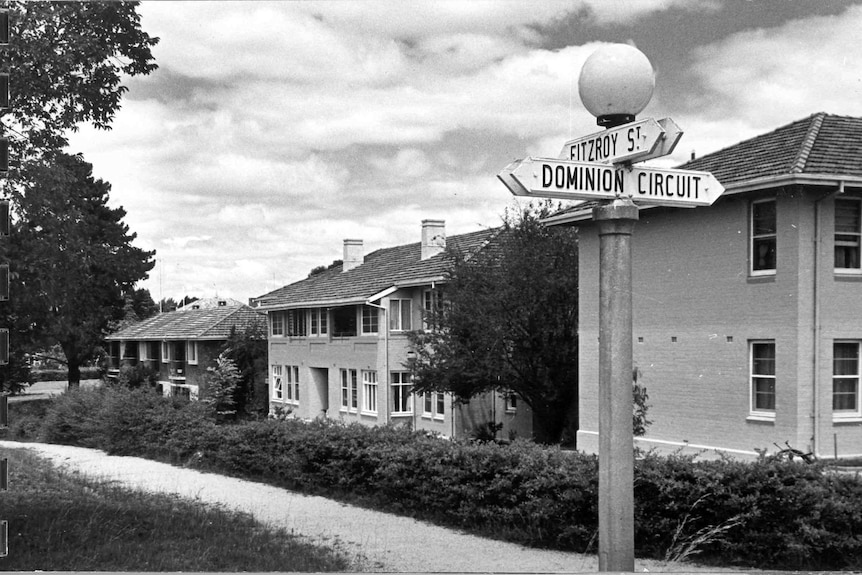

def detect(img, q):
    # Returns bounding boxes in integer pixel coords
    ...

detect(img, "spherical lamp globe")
[578,44,655,127]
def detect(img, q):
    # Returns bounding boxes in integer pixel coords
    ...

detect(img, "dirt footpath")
[0,441,738,573]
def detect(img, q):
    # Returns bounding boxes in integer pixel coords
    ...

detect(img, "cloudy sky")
[65,0,862,304]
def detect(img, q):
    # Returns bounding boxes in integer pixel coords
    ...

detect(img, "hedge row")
[10,386,862,570]
[30,367,102,382]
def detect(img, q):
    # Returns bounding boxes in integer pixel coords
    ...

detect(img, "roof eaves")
[254,295,370,311]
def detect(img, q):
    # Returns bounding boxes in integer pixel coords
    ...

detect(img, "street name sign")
[558,117,665,164]
[498,157,724,207]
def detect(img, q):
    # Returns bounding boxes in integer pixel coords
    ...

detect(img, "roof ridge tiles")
[790,112,826,174]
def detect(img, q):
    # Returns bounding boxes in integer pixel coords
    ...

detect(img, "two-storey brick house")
[548,113,862,459]
[252,220,534,440]
[106,298,266,398]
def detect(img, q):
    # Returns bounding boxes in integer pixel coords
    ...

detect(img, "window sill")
[832,415,862,424]
[746,414,775,424]
[360,410,378,418]
[390,411,413,417]
[835,271,862,282]
[747,274,776,284]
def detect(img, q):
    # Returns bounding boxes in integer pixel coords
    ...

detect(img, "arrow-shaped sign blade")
[498,157,725,207]
[558,118,665,165]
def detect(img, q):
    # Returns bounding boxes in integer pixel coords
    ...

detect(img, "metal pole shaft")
[593,198,638,572]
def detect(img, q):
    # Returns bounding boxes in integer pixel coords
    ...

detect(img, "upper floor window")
[287,310,307,337]
[187,341,198,365]
[332,306,357,337]
[161,341,171,363]
[389,298,412,332]
[271,312,284,336]
[310,308,328,336]
[504,392,518,413]
[751,199,777,275]
[422,288,443,330]
[833,341,860,419]
[750,340,776,418]
[361,305,379,335]
[835,199,861,271]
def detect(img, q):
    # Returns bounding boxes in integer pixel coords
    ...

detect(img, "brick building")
[252,220,534,440]
[106,298,266,398]
[548,113,862,459]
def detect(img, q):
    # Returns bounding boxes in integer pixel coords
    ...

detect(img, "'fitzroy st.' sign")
[498,157,724,207]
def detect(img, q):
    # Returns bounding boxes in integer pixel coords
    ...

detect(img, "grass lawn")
[0,447,352,571]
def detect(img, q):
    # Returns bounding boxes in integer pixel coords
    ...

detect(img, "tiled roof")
[254,227,501,309]
[107,304,266,341]
[546,113,862,224]
[680,112,862,186]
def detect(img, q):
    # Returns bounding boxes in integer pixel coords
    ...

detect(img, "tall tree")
[1,1,158,160]
[408,204,580,444]
[6,152,154,386]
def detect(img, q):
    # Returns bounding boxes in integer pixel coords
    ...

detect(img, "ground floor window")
[272,365,283,401]
[422,391,445,419]
[504,392,518,413]
[833,341,860,418]
[750,341,776,416]
[340,369,358,412]
[284,365,300,405]
[362,370,378,414]
[391,372,412,414]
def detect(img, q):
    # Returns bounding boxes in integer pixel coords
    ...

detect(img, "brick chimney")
[342,239,363,272]
[421,219,446,260]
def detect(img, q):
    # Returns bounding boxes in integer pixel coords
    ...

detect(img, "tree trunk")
[61,341,81,388]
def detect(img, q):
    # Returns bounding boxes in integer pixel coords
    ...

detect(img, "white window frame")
[139,341,150,361]
[310,308,328,336]
[161,341,171,363]
[833,341,861,420]
[287,310,307,337]
[749,340,776,420]
[362,370,378,415]
[283,365,299,405]
[272,365,283,401]
[389,298,412,332]
[422,391,445,420]
[422,289,442,330]
[361,305,379,335]
[391,372,412,415]
[751,198,777,276]
[340,369,358,413]
[504,392,517,413]
[834,198,862,273]
[271,312,284,336]
[187,341,198,365]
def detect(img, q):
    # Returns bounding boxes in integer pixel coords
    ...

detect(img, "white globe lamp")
[578,44,655,128]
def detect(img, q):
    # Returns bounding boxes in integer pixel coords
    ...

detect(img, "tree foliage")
[202,352,241,419]
[408,203,579,444]
[2,152,154,388]
[2,1,158,159]
[220,324,268,417]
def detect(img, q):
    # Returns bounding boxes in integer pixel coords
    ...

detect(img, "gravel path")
[0,441,726,572]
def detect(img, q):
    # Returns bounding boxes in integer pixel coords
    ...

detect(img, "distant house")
[252,220,534,440]
[548,112,862,459]
[105,298,266,399]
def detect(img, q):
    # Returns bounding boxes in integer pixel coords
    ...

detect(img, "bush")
[22,387,862,570]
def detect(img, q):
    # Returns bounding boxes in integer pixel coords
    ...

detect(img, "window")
[422,289,443,330]
[287,310,307,336]
[391,372,412,414]
[750,341,776,416]
[310,308,328,336]
[362,371,378,414]
[340,369,358,412]
[361,305,379,335]
[833,342,860,418]
[422,391,445,419]
[751,199,777,274]
[504,392,517,413]
[389,299,412,331]
[332,306,357,337]
[187,341,198,365]
[138,341,150,361]
[835,199,861,270]
[272,365,283,401]
[271,312,284,336]
[284,365,300,405]
[161,341,170,363]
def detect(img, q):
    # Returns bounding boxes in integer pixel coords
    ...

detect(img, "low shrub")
[23,387,862,570]
[31,368,101,382]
